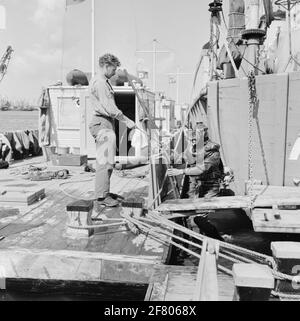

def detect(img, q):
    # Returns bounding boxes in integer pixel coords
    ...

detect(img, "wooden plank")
[157,196,250,212]
[254,196,300,207]
[193,238,207,301]
[200,253,219,301]
[145,273,168,301]
[194,240,219,301]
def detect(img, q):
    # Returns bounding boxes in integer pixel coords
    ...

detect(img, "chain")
[247,71,257,203]
[256,48,261,71]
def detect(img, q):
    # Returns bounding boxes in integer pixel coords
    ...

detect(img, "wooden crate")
[57,154,88,167]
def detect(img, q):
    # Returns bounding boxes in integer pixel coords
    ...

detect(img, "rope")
[121,211,232,275]
[149,211,271,261]
[271,291,300,300]
[140,217,249,265]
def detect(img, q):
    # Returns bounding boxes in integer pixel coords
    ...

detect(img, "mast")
[91,0,95,76]
[136,39,170,93]
[152,39,157,92]
[0,5,6,30]
[208,1,222,81]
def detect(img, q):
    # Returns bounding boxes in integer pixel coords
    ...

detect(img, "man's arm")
[182,151,221,176]
[96,81,135,128]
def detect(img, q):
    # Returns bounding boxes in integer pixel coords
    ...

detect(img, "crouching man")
[167,125,225,241]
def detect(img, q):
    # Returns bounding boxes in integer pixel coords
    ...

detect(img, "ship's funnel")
[240,0,266,75]
[227,0,246,44]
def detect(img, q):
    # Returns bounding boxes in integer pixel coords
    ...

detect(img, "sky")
[0,0,224,105]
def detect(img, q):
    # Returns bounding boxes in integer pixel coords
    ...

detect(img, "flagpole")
[91,0,95,76]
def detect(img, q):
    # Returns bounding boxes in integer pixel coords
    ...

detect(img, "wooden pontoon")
[0,158,170,299]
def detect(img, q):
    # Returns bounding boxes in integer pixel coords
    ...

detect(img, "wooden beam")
[193,239,219,301]
[2,278,148,300]
[0,248,160,284]
[193,239,208,301]
[157,196,250,212]
[158,194,300,213]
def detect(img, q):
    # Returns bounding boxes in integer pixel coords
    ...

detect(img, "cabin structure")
[47,85,155,160]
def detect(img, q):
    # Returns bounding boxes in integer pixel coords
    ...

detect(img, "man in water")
[89,54,135,207]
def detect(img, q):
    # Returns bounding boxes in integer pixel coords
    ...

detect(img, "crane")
[0,45,13,83]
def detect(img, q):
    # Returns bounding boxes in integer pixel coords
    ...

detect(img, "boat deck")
[0,157,169,299]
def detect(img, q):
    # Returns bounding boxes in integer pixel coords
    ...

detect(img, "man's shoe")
[108,193,124,201]
[97,196,119,208]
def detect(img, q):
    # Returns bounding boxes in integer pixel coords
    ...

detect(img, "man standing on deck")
[89,54,136,208]
[167,125,225,241]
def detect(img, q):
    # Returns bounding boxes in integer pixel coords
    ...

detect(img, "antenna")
[136,39,171,93]
[275,0,300,71]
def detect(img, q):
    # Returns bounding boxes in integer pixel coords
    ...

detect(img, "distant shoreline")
[0,109,38,112]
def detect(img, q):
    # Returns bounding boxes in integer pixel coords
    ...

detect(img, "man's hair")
[99,54,121,68]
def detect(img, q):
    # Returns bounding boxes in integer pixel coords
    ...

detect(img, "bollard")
[271,242,300,295]
[232,263,274,301]
[66,200,94,238]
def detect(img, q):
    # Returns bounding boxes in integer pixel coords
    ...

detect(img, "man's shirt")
[89,74,134,128]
